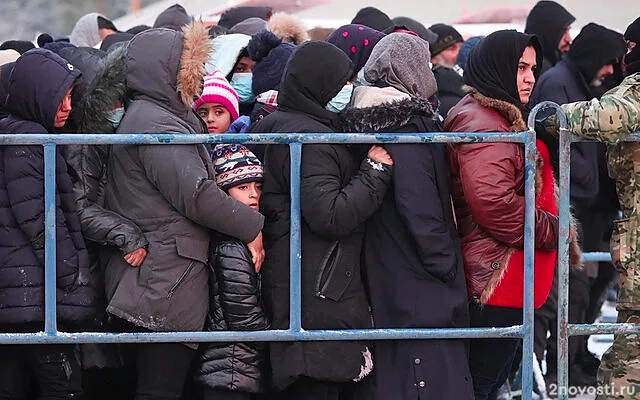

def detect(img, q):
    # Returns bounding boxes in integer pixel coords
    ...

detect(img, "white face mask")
[325,84,354,113]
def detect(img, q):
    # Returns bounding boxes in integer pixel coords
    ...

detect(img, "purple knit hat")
[326,24,385,73]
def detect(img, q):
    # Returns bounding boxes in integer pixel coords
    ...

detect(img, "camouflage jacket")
[547,72,640,310]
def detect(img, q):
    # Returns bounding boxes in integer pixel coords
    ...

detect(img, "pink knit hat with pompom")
[192,70,240,120]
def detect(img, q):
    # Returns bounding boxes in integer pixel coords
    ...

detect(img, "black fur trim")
[341,97,436,133]
[80,46,127,133]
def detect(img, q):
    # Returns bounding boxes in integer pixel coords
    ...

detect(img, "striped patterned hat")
[212,144,263,191]
[193,70,240,120]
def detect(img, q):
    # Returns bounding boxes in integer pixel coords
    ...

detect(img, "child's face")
[227,182,262,211]
[197,103,232,133]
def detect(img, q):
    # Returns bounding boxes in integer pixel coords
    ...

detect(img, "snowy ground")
[511,300,617,400]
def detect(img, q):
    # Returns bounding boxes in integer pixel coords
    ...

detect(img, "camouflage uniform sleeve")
[560,95,640,143]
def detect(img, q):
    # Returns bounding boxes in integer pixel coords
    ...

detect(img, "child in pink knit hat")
[193,70,240,133]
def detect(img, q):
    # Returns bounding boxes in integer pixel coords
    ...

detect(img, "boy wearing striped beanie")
[193,70,240,133]
[196,143,268,399]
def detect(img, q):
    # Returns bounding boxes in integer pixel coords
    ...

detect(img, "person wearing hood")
[444,30,582,399]
[541,16,640,399]
[340,32,474,400]
[69,12,118,48]
[207,33,257,117]
[54,45,146,399]
[153,3,192,31]
[325,24,385,81]
[525,0,575,74]
[101,23,264,400]
[218,6,273,30]
[530,22,627,389]
[350,6,393,32]
[247,30,295,126]
[0,48,97,399]
[249,41,393,398]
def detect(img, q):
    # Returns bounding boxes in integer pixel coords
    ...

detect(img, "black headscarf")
[569,23,626,82]
[278,41,354,129]
[464,30,542,111]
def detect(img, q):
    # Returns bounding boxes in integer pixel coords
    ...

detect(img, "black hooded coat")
[248,41,392,390]
[0,49,98,330]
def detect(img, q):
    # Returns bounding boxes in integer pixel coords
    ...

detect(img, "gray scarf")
[363,33,437,99]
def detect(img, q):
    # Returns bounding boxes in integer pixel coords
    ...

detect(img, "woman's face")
[517,45,537,104]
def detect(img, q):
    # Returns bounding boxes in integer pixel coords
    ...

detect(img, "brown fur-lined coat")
[102,23,264,335]
[444,87,582,305]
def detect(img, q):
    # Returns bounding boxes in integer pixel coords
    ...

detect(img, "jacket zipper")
[167,260,195,299]
[315,242,341,299]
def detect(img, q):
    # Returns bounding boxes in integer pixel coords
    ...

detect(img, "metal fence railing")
[0,102,637,400]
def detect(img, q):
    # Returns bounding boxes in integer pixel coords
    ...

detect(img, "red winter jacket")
[445,91,559,308]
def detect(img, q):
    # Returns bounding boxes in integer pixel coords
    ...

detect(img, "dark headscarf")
[569,23,626,82]
[278,41,353,129]
[350,7,393,32]
[624,16,640,42]
[624,17,640,76]
[464,30,542,110]
[326,24,385,74]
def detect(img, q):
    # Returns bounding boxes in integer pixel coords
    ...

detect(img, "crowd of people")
[0,1,638,400]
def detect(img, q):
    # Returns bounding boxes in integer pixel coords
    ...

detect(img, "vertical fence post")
[521,128,537,400]
[557,117,571,400]
[289,142,303,331]
[43,143,57,335]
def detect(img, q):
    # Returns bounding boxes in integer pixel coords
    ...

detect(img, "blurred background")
[2,0,639,43]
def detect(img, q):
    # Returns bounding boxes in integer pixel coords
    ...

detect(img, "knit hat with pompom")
[248,30,295,95]
[192,70,240,120]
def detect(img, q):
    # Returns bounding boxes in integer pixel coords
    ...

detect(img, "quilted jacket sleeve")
[212,239,269,331]
[4,145,80,290]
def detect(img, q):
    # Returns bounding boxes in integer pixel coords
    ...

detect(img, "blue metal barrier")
[0,104,634,400]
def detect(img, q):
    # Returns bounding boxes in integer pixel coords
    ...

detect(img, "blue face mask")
[231,73,256,104]
[325,84,354,113]
[106,107,125,129]
[356,69,371,87]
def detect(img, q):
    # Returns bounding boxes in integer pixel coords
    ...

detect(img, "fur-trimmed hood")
[342,86,436,133]
[267,12,309,45]
[125,23,211,118]
[79,46,127,133]
[462,85,527,132]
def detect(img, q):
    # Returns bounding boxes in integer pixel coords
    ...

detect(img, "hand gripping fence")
[0,103,637,400]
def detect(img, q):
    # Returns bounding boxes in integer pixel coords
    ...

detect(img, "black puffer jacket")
[0,49,97,330]
[196,236,269,393]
